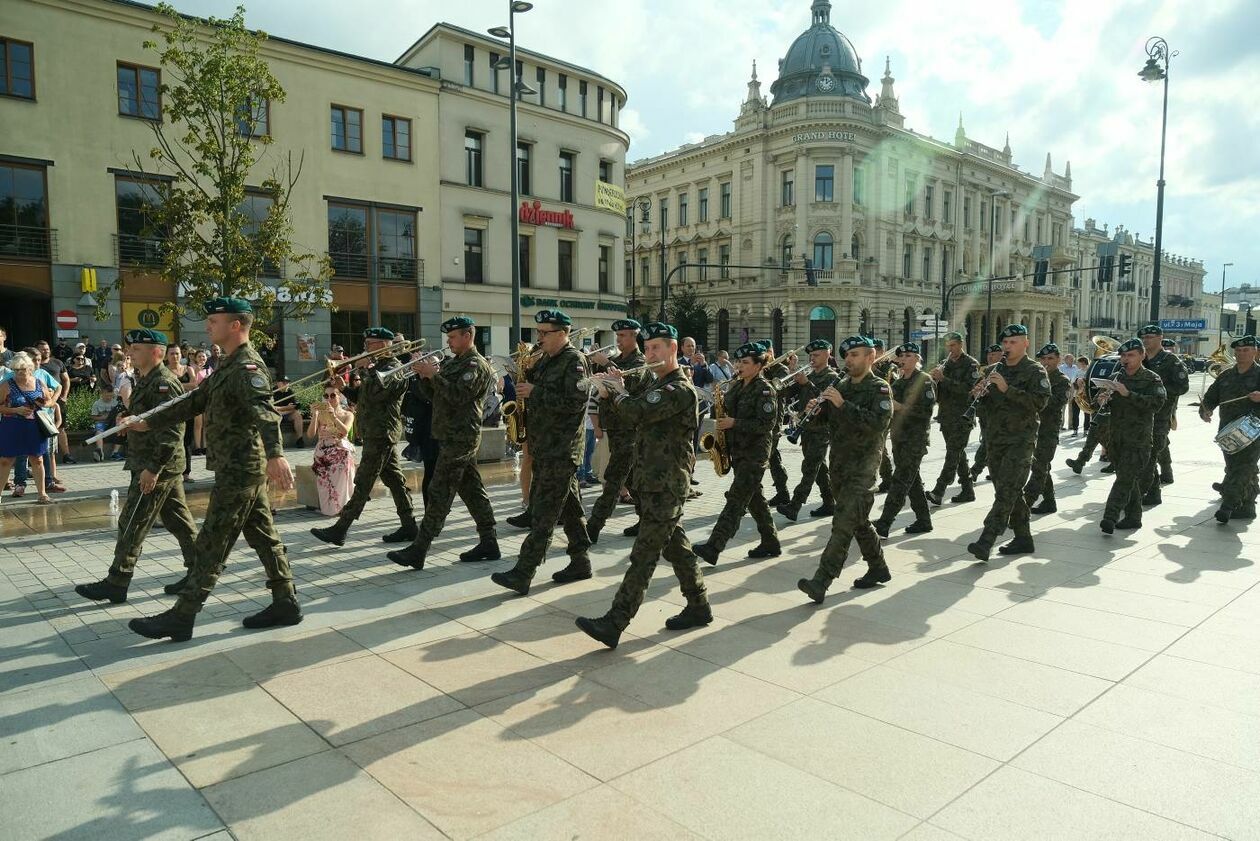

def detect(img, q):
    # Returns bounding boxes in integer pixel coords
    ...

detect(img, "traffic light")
[804,257,817,287]
[1118,254,1132,278]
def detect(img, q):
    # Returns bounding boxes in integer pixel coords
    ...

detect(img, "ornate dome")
[770,0,871,106]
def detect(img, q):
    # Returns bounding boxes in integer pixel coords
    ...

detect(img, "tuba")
[699,380,732,476]
[1091,335,1120,358]
[1206,342,1234,379]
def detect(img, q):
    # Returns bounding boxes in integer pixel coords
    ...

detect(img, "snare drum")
[1215,414,1260,454]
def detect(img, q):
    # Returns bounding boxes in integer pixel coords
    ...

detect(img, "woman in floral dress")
[308,383,356,516]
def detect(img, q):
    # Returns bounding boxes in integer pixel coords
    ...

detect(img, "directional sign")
[920,321,949,331]
[1159,319,1206,331]
[910,330,937,340]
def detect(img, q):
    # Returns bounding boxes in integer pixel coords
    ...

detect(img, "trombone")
[287,338,427,391]
[374,347,450,385]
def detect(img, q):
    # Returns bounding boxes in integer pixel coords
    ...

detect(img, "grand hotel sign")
[792,130,856,144]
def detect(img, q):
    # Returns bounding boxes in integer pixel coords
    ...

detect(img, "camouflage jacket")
[783,366,843,439]
[890,368,936,447]
[935,352,981,425]
[594,348,646,433]
[612,367,697,503]
[155,342,281,480]
[982,355,1052,444]
[1037,367,1073,443]
[873,358,895,383]
[124,363,186,480]
[1143,349,1190,418]
[819,372,892,461]
[763,358,792,432]
[419,347,494,453]
[1201,363,1260,428]
[356,356,409,442]
[526,344,588,462]
[723,373,778,466]
[1106,365,1166,444]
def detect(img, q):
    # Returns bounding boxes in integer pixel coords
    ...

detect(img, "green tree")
[103,3,331,340]
[667,286,712,349]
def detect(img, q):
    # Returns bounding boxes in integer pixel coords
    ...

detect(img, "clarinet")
[961,352,1009,423]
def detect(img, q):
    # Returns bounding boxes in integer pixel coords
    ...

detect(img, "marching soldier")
[1024,343,1073,515]
[311,327,415,548]
[1067,379,1116,476]
[872,337,894,491]
[776,339,839,521]
[575,322,711,648]
[969,344,1004,484]
[491,310,593,594]
[1098,338,1166,533]
[763,342,794,506]
[75,329,198,604]
[1200,335,1260,523]
[127,297,298,641]
[693,342,780,564]
[1138,324,1189,505]
[927,332,981,505]
[385,317,500,568]
[584,318,647,542]
[1158,337,1180,483]
[797,336,893,604]
[873,342,935,536]
[965,325,1051,561]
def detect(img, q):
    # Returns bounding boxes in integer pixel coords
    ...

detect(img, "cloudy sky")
[170,0,1257,297]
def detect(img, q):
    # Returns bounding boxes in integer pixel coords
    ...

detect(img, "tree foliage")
[102,3,331,341]
[667,286,712,349]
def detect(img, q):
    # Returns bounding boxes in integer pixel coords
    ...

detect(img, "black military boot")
[1142,489,1162,507]
[925,486,945,506]
[552,557,592,583]
[1160,465,1174,485]
[874,480,891,494]
[969,464,984,483]
[1212,482,1224,493]
[766,489,790,507]
[382,522,418,544]
[853,563,892,589]
[1215,506,1234,524]
[162,573,190,596]
[1233,504,1256,520]
[586,517,604,544]
[966,537,993,562]
[797,575,831,604]
[623,521,640,537]
[386,545,426,570]
[665,601,713,631]
[1114,516,1142,530]
[905,520,933,534]
[693,542,720,565]
[810,504,835,518]
[75,580,128,604]
[1099,518,1116,534]
[951,481,976,503]
[310,523,348,547]
[1100,463,1116,474]
[1064,456,1084,474]
[747,539,781,559]
[491,568,531,596]
[129,608,195,642]
[998,537,1035,555]
[506,510,533,529]
[575,614,621,649]
[243,594,303,629]
[872,519,891,538]
[459,538,501,563]
[776,503,800,522]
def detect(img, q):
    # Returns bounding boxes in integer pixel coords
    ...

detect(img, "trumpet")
[521,327,596,364]
[578,360,666,393]
[772,363,813,388]
[767,344,810,365]
[585,342,618,358]
[373,348,450,385]
[961,352,1009,422]
[287,338,427,392]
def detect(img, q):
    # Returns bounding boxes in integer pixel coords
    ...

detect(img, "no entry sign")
[55,310,78,330]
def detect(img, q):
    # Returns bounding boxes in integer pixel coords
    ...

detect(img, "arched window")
[717,308,730,351]
[771,308,784,353]
[780,235,793,270]
[809,305,836,345]
[903,306,915,344]
[812,231,834,270]
[851,233,861,261]
[859,308,871,336]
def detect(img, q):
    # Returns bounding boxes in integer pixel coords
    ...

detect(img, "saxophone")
[500,341,535,446]
[699,380,732,476]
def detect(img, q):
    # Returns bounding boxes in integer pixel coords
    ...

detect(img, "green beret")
[943,331,964,343]
[872,337,885,349]
[896,342,920,356]
[363,327,395,341]
[733,342,767,361]
[1230,335,1257,349]
[643,322,678,341]
[203,296,252,315]
[125,328,168,345]
[837,335,875,354]
[441,316,475,333]
[986,344,1003,354]
[754,339,773,352]
[534,309,572,327]
[998,324,1028,339]
[1118,338,1143,354]
[1161,338,1177,349]
[1137,324,1163,337]
[1036,343,1060,358]
[611,318,642,333]
[804,339,832,353]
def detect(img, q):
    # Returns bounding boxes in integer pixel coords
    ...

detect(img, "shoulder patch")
[879,399,892,411]
[250,374,266,389]
[762,400,775,413]
[879,385,890,393]
[157,385,169,393]
[970,370,982,381]
[462,371,474,381]
[244,363,258,371]
[646,390,662,404]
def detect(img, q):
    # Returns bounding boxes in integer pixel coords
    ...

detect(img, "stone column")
[867,156,882,274]
[840,152,854,257]
[794,153,808,265]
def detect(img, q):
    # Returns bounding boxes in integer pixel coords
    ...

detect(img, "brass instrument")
[585,342,618,358]
[577,360,666,392]
[285,339,427,393]
[1091,335,1120,358]
[766,344,810,365]
[772,363,813,388]
[373,348,450,385]
[699,379,733,476]
[500,341,536,446]
[1206,342,1234,379]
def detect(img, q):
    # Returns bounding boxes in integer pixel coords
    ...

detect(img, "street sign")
[920,321,949,331]
[55,310,77,330]
[1159,319,1206,331]
[910,330,937,340]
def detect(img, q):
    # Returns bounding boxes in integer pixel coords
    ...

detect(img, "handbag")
[14,385,58,438]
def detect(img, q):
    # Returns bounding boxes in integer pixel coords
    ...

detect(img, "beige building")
[0,0,627,373]
[625,0,1078,359]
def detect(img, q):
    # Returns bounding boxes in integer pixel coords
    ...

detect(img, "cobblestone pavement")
[3,383,1258,840]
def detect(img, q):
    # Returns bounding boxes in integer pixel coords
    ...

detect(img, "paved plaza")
[2,382,1259,840]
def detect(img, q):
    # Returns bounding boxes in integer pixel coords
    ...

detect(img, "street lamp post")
[630,197,650,320]
[987,189,1010,344]
[1140,36,1175,323]
[1218,262,1233,345]
[489,1,535,350]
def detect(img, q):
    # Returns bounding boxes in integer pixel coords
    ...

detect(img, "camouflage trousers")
[1079,413,1111,462]
[409,445,497,553]
[879,439,930,525]
[174,477,293,615]
[515,455,591,579]
[107,471,199,586]
[978,436,1036,547]
[1024,429,1062,506]
[1142,413,1174,493]
[933,420,974,492]
[1220,438,1260,510]
[972,416,990,472]
[336,438,413,528]
[707,459,777,552]
[878,442,892,485]
[815,460,883,581]
[609,490,706,630]
[1103,438,1151,521]
[587,429,635,528]
[788,433,833,513]
[767,434,789,496]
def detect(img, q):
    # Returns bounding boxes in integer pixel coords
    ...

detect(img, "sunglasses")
[324,392,339,398]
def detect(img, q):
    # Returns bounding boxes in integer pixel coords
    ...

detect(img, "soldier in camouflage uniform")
[1158,337,1180,482]
[969,344,1004,484]
[1138,325,1189,505]
[75,329,198,604]
[575,323,710,648]
[311,326,415,548]
[927,332,981,505]
[1066,355,1116,475]
[693,342,780,564]
[584,318,647,543]
[492,310,592,594]
[763,343,794,505]
[1024,343,1073,515]
[128,298,298,641]
[1098,338,1166,532]
[798,336,893,604]
[873,342,935,536]
[964,325,1051,561]
[1200,335,1260,523]
[385,316,499,569]
[777,339,839,521]
[872,338,894,491]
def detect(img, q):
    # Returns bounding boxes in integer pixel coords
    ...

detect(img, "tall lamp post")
[1218,261,1233,345]
[630,197,650,320]
[987,189,1010,344]
[1139,36,1175,323]
[489,1,535,350]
